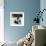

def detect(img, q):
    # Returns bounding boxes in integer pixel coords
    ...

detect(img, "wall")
[4,0,40,42]
[40,0,46,27]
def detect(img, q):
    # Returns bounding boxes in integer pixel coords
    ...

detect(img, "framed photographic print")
[10,12,24,26]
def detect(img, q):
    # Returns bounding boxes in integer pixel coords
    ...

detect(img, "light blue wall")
[40,0,46,27]
[4,0,40,42]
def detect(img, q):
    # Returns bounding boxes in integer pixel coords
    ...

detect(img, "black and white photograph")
[10,12,24,26]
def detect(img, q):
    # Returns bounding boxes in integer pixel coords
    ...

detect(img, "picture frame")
[10,12,24,26]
